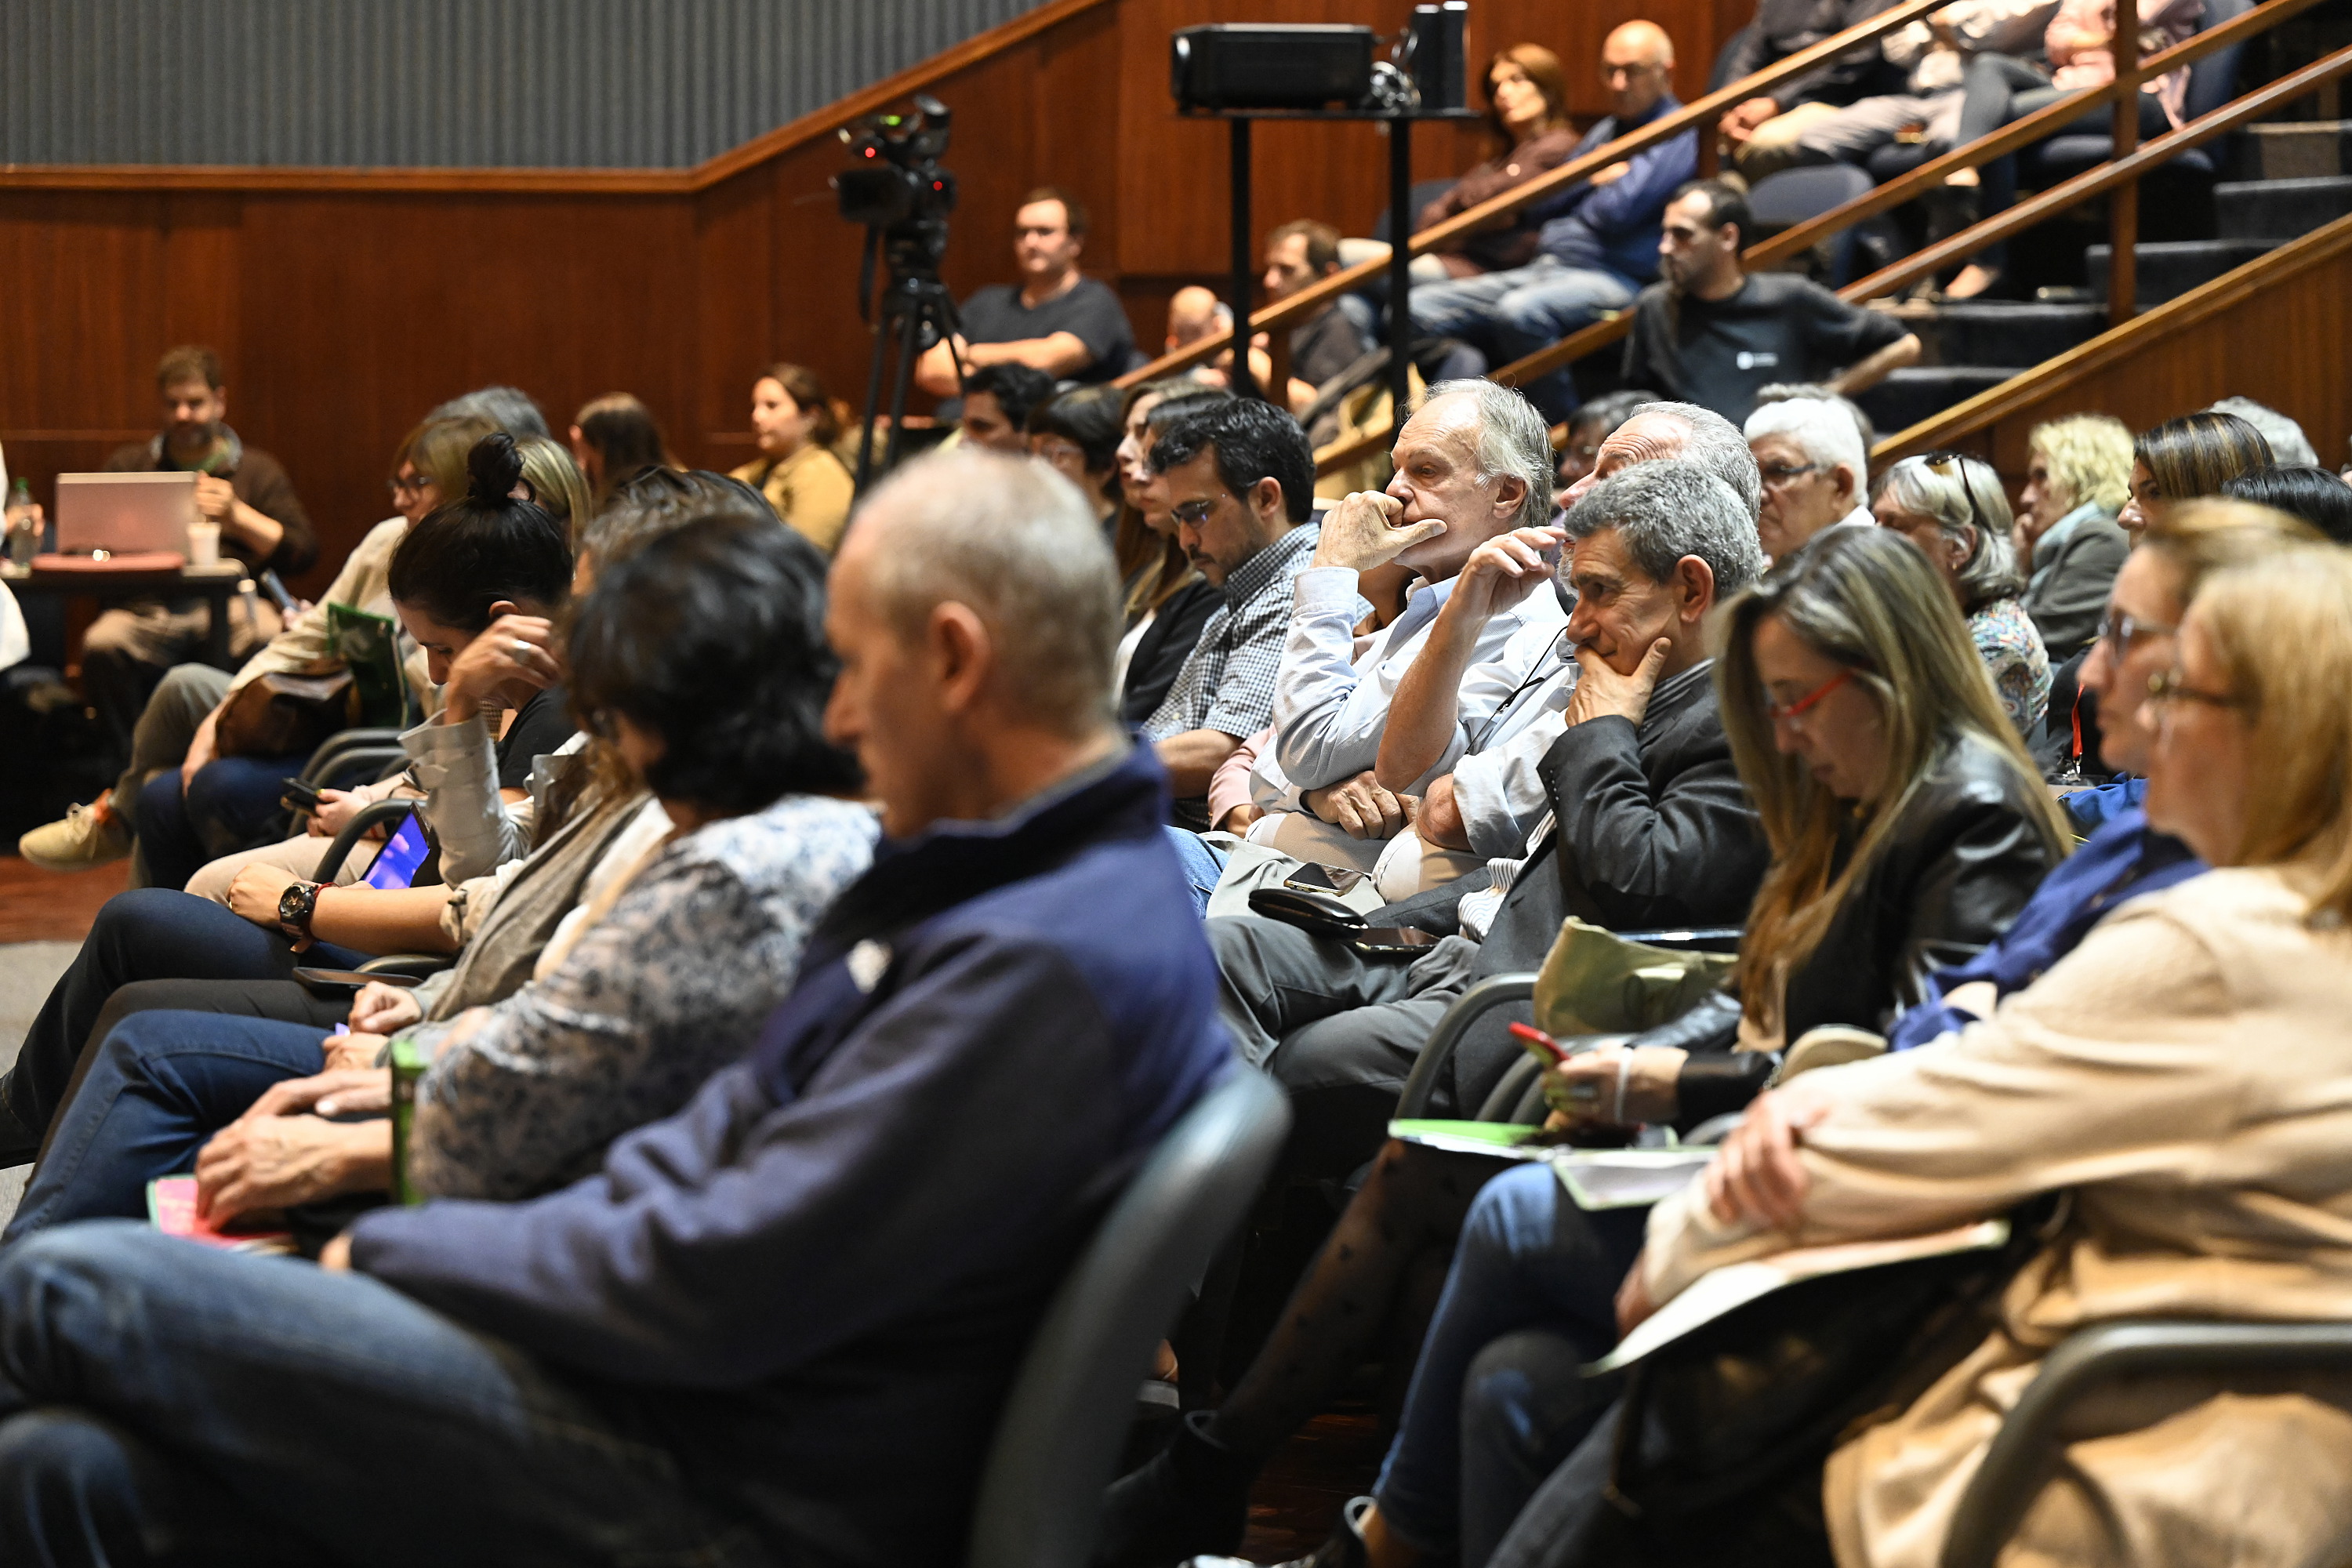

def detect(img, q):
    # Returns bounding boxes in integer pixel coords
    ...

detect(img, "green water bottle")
[4,478,34,566]
[388,1032,431,1205]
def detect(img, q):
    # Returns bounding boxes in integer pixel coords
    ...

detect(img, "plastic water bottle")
[4,479,37,566]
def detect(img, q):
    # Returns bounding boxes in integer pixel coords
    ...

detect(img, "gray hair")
[2209,396,2318,466]
[1423,379,1556,529]
[1561,460,1763,597]
[1744,397,1867,491]
[1873,453,2020,611]
[851,448,1122,738]
[429,385,550,439]
[1753,381,1875,453]
[1627,400,1762,519]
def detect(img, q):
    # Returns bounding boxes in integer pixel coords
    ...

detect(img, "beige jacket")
[1642,866,2352,1568]
[226,515,437,714]
[731,444,855,557]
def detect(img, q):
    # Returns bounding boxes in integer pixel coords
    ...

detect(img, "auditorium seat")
[967,1066,1289,1568]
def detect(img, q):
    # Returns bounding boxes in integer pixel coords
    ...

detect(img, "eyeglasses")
[1171,496,1226,528]
[2145,668,2244,711]
[2096,605,2176,651]
[1764,667,1854,723]
[1033,439,1087,466]
[387,473,430,498]
[1759,461,1825,489]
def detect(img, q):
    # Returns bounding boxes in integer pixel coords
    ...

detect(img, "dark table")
[0,560,252,668]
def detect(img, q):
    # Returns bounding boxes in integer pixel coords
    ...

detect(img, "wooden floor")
[0,854,129,943]
[1242,1409,1388,1562]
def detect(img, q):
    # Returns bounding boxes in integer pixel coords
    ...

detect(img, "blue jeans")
[1164,826,1228,916]
[2,889,367,1150]
[1371,1163,1649,1564]
[0,1222,771,1566]
[133,751,305,894]
[1410,260,1639,423]
[5,1012,332,1243]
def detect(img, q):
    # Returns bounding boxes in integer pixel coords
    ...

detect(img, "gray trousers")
[1788,88,1964,165]
[1208,915,1481,1181]
[107,663,232,887]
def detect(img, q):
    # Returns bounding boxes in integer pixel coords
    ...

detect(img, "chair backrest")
[966,1065,1290,1568]
[2185,0,2253,122]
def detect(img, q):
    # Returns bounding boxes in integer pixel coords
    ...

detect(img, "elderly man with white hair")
[1223,379,1565,880]
[1206,457,1772,1190]
[1745,394,1875,565]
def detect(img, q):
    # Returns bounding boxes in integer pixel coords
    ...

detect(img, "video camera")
[833,93,957,251]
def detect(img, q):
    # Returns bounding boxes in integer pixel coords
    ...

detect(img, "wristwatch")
[278,880,323,941]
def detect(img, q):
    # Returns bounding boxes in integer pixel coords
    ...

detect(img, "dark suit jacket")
[1431,662,1771,1114]
[2024,510,2129,662]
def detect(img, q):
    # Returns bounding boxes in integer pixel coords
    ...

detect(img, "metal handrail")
[1114,0,1953,390]
[1304,0,2335,477]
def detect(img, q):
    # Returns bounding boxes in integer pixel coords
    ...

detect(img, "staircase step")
[1853,366,2023,434]
[2084,240,2273,304]
[2214,175,2352,240]
[1926,302,2107,368]
[2248,121,2352,181]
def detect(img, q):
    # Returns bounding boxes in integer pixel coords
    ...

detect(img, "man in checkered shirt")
[1142,400,1320,828]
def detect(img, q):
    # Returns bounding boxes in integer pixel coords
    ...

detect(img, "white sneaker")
[17,801,132,871]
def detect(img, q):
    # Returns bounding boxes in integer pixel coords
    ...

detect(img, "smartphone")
[1348,927,1442,954]
[280,777,323,814]
[257,569,301,616]
[361,815,433,891]
[1283,862,1367,896]
[293,967,423,990]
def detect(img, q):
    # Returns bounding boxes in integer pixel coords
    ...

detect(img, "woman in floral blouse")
[1872,452,2053,733]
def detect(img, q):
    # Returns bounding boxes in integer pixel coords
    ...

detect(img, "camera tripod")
[852,225,963,495]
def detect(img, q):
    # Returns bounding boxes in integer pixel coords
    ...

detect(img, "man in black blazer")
[1208,461,1775,1179]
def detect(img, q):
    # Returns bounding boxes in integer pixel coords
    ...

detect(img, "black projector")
[1171,25,1377,111]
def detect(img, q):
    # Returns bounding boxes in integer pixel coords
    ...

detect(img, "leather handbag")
[213,668,359,759]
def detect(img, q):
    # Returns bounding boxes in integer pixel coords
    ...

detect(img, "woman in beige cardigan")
[1602,542,2352,1568]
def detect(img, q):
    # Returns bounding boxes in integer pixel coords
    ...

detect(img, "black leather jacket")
[1649,730,2066,1127]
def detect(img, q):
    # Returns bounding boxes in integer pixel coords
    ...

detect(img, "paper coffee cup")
[187,521,220,567]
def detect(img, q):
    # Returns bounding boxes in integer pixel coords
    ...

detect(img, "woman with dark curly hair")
[4,507,877,1241]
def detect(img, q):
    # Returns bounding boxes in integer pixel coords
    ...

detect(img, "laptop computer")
[54,472,197,557]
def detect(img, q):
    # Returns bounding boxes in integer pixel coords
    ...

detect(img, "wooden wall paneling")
[232,193,704,593]
[694,167,780,473]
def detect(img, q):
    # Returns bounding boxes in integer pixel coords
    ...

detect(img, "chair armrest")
[357,954,453,981]
[1394,972,1537,1120]
[299,728,405,784]
[1942,1319,2352,1568]
[313,800,416,884]
[307,746,408,792]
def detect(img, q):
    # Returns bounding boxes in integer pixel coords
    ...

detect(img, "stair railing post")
[2110,0,2142,325]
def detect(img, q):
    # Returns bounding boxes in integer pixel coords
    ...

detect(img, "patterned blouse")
[405,792,878,1201]
[1968,594,2053,735]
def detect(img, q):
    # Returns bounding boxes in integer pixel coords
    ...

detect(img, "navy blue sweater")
[349,746,1234,1566]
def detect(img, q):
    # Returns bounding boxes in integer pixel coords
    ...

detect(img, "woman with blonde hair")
[1873,452,2051,731]
[730,362,855,554]
[2016,413,2132,657]
[1528,543,2352,1568]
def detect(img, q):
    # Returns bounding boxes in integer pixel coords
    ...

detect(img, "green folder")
[327,601,408,728]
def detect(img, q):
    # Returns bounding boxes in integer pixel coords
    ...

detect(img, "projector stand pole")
[1229,119,1258,400]
[1387,115,1414,426]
